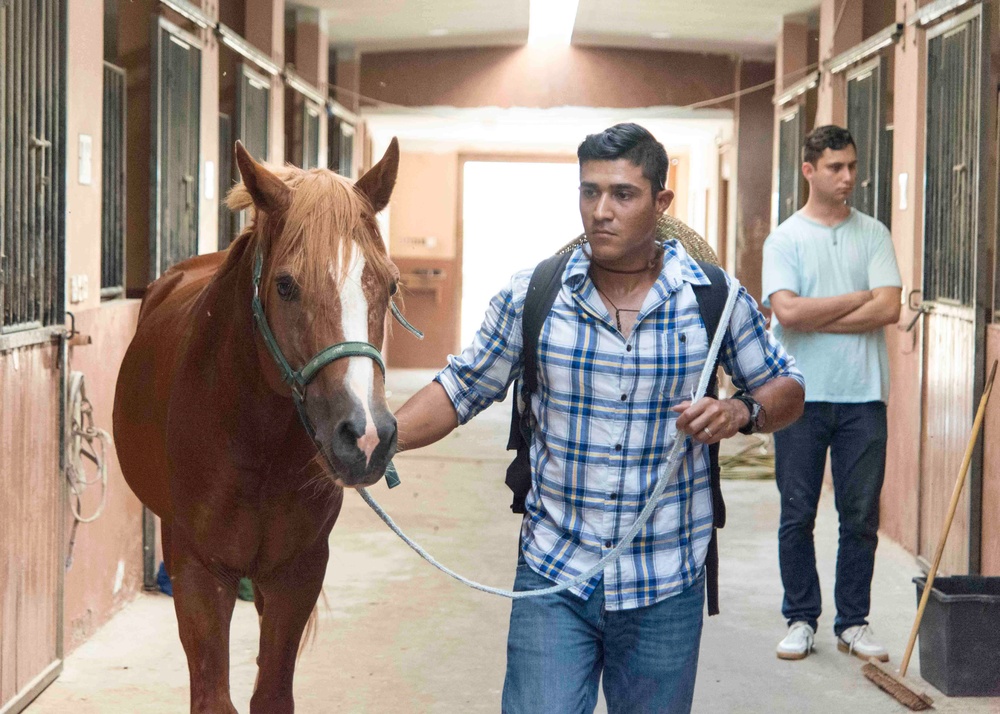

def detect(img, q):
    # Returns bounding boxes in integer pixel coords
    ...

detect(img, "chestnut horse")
[113,140,402,713]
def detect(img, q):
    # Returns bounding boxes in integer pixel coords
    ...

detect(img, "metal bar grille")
[101,62,126,299]
[330,117,355,179]
[153,22,201,278]
[303,102,320,170]
[777,108,803,224]
[847,63,880,220]
[218,113,234,249]
[1,0,64,331]
[924,16,980,306]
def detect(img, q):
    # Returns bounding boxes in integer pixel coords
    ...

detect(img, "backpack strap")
[505,252,572,513]
[691,260,730,617]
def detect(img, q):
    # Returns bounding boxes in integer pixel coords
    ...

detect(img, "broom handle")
[899,359,998,678]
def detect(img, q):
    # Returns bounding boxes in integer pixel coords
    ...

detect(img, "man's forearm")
[395,381,460,452]
[751,376,804,433]
[770,290,872,331]
[820,288,901,334]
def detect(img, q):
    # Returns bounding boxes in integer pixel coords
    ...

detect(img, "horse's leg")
[249,541,329,714]
[171,534,240,714]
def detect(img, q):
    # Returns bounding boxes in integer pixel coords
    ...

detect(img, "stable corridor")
[22,371,998,713]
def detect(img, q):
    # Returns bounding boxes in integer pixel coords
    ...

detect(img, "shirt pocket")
[660,326,710,403]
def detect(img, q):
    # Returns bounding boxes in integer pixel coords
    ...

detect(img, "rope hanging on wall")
[65,372,113,569]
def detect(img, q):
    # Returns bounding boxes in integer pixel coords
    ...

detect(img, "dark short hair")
[577,123,669,194]
[802,125,856,164]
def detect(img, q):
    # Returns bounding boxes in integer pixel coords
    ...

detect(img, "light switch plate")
[78,134,93,185]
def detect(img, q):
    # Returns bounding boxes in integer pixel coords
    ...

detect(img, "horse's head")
[230,140,402,487]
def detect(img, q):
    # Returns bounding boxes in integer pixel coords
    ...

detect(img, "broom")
[862,359,998,710]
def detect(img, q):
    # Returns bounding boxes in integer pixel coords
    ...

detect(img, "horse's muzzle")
[326,414,397,487]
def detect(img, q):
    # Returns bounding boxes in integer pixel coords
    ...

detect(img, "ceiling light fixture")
[528,0,580,46]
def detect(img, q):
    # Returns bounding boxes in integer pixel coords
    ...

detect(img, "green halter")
[251,243,422,488]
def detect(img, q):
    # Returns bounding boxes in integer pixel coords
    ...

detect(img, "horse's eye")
[275,275,299,301]
[390,281,399,297]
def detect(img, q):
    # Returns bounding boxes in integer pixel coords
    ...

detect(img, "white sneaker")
[837,624,889,662]
[776,621,815,660]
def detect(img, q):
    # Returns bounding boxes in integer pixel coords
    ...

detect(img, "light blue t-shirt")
[762,209,901,403]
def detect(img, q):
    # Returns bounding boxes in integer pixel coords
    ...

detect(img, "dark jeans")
[773,401,887,636]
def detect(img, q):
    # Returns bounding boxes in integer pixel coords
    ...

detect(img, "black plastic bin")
[913,576,1000,697]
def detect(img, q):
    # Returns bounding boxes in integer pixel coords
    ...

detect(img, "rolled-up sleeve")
[434,273,528,424]
[718,276,805,393]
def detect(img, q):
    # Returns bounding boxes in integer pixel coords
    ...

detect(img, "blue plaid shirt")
[436,242,803,610]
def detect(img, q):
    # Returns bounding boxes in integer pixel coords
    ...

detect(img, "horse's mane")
[226,165,395,304]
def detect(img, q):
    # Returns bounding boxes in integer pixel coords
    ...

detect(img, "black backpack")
[504,250,730,615]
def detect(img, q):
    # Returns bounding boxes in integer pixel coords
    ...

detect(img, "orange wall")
[815,0,863,127]
[736,61,776,306]
[360,46,738,109]
[65,0,104,313]
[879,0,927,553]
[386,151,461,367]
[982,326,1000,575]
[199,3,221,255]
[64,302,144,652]
[389,151,459,260]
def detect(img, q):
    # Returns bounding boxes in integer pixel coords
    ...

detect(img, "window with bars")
[101,61,126,299]
[331,116,355,179]
[846,59,893,229]
[1,0,65,331]
[923,15,980,307]
[777,107,804,225]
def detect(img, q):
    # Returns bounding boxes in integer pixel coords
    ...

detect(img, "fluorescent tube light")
[528,0,580,46]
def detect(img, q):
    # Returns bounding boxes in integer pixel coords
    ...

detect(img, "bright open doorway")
[460,159,581,346]
[365,106,733,368]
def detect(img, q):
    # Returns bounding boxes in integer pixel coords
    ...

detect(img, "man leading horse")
[394,123,805,714]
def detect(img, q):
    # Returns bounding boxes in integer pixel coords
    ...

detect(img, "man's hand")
[671,397,750,445]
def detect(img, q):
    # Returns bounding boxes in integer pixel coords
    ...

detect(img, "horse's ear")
[234,141,290,215]
[354,137,399,214]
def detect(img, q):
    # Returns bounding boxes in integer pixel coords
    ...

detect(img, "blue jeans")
[773,401,887,636]
[502,559,704,714]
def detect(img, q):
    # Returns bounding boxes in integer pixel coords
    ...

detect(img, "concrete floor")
[29,370,1000,713]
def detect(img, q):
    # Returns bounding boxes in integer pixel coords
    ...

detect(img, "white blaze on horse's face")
[333,247,380,467]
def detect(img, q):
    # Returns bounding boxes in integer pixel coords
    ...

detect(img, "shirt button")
[609,493,617,500]
[680,334,687,342]
[626,344,632,352]
[620,394,627,401]
[604,541,613,548]
[614,444,622,451]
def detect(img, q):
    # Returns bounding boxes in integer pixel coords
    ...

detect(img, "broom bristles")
[862,659,935,711]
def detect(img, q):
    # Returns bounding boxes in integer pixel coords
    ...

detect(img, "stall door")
[919,9,983,575]
[218,113,235,249]
[846,59,893,227]
[777,106,804,224]
[152,20,201,278]
[234,63,269,231]
[0,0,66,711]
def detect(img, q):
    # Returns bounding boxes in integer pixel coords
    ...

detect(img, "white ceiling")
[293,0,820,59]
[362,105,733,155]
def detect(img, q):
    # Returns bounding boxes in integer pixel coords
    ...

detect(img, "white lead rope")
[358,281,741,599]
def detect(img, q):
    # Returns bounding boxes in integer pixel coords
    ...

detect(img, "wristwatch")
[731,391,765,435]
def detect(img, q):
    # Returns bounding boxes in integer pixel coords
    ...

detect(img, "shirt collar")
[564,239,711,296]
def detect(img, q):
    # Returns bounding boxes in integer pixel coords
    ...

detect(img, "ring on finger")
[703,426,713,438]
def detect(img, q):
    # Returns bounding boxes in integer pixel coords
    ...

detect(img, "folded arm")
[819,287,901,333]
[768,289,874,332]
